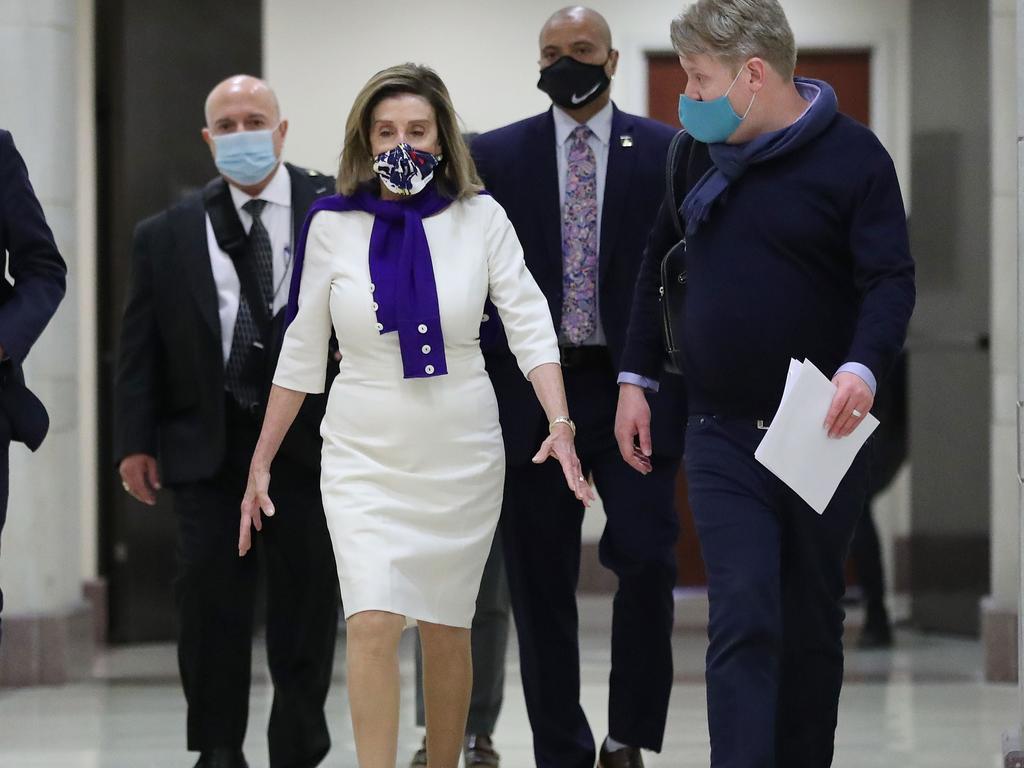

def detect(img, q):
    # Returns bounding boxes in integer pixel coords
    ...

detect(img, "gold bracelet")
[549,416,576,436]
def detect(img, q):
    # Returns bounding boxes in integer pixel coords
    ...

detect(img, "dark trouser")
[0,412,9,646]
[501,353,679,768]
[685,415,869,768]
[173,399,339,766]
[414,530,510,734]
[850,499,887,624]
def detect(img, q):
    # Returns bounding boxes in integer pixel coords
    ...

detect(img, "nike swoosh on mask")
[570,82,601,105]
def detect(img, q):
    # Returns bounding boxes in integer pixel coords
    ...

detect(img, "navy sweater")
[620,114,916,419]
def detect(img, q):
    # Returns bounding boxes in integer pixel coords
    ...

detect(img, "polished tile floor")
[0,597,1017,767]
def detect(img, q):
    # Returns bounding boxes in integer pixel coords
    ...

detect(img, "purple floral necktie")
[561,125,598,345]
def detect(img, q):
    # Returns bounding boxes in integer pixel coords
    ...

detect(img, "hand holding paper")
[754,359,878,514]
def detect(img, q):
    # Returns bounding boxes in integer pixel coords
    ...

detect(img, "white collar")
[228,161,292,213]
[552,100,614,147]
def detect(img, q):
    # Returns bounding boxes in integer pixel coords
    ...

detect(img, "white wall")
[265,0,913,551]
[265,0,910,193]
[989,0,1019,614]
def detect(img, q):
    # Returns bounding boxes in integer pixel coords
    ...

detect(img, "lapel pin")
[619,135,634,148]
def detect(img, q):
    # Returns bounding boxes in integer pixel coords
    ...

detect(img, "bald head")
[204,74,281,129]
[540,6,612,51]
[201,74,289,191]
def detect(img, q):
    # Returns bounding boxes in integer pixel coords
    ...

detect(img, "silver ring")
[852,408,863,418]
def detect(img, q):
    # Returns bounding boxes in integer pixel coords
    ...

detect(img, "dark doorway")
[96,0,262,643]
[644,50,873,587]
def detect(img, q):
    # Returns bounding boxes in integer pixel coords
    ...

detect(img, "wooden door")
[645,50,872,587]
[96,0,262,642]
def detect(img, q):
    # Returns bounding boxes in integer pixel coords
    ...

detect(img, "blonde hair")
[337,63,482,199]
[670,0,797,80]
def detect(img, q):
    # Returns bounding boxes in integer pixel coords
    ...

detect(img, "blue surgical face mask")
[212,127,280,185]
[677,66,756,144]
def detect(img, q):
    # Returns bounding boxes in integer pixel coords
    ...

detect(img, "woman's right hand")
[238,463,275,557]
[532,425,595,506]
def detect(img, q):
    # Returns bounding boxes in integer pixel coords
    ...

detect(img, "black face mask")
[537,55,611,110]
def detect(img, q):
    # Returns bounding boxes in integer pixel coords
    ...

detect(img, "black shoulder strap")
[665,131,690,241]
[202,180,272,338]
[664,131,712,241]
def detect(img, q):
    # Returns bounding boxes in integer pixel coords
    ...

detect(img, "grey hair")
[670,0,797,79]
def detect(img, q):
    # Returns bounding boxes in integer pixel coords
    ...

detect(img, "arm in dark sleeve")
[618,192,681,383]
[844,150,916,385]
[113,220,160,462]
[0,131,67,363]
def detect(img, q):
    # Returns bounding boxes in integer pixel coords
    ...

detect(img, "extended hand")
[614,384,654,475]
[824,372,874,438]
[238,464,274,556]
[532,426,594,506]
[119,453,161,505]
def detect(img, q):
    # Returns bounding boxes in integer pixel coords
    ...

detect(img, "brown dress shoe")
[464,733,500,767]
[409,736,428,767]
[597,741,644,768]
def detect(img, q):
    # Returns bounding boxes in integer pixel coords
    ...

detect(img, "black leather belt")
[559,345,610,370]
[688,414,772,431]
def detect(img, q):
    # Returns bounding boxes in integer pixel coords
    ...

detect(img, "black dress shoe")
[193,748,249,768]
[597,741,644,768]
[858,621,894,649]
[464,733,500,767]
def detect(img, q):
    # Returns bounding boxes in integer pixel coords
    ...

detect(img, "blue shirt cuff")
[836,362,876,394]
[617,371,660,393]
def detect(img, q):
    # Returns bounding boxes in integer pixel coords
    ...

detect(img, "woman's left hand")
[532,425,595,506]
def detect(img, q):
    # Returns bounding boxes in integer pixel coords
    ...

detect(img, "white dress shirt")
[552,101,613,347]
[204,163,294,363]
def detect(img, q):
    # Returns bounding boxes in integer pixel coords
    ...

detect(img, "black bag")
[659,132,710,374]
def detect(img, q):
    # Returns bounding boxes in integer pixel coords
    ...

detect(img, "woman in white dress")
[237,64,592,768]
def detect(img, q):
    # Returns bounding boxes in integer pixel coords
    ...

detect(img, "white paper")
[754,359,878,514]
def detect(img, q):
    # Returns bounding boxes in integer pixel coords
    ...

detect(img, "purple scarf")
[682,78,839,237]
[286,182,454,379]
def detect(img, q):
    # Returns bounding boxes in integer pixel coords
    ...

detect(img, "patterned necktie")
[225,198,274,406]
[561,125,598,345]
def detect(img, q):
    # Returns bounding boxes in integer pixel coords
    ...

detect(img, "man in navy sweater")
[615,2,915,767]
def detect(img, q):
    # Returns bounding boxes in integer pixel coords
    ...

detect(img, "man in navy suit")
[472,8,684,768]
[0,129,67,645]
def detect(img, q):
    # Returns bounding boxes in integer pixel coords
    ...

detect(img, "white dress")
[273,194,559,628]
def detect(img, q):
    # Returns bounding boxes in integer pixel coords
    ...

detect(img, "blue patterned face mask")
[372,143,442,196]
